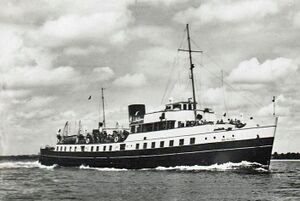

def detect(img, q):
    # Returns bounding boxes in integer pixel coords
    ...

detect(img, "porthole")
[205,137,207,140]
[232,135,235,137]
[213,136,216,139]
[222,136,225,138]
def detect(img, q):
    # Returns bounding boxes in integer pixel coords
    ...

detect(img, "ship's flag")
[88,95,92,100]
[223,112,226,117]
[272,96,275,102]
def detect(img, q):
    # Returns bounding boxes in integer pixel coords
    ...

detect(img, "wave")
[79,161,268,172]
[79,165,128,171]
[0,160,268,172]
[0,160,57,170]
[142,161,269,172]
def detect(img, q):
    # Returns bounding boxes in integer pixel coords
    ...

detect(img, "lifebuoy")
[114,136,119,143]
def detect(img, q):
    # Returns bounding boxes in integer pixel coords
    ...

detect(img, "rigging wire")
[193,57,264,109]
[161,28,187,104]
[191,37,275,107]
[190,38,265,109]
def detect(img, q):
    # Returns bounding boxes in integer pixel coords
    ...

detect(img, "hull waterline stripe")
[41,144,273,159]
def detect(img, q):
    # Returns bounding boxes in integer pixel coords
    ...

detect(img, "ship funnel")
[128,104,146,123]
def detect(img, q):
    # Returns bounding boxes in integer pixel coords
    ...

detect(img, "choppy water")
[0,160,299,201]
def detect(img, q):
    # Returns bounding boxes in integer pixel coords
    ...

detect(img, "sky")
[0,0,300,155]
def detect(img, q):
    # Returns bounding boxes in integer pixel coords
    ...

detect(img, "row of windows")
[57,134,236,152]
[135,138,194,150]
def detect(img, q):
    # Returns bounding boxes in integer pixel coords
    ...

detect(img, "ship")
[39,24,278,169]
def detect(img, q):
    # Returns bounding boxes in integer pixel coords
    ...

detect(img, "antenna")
[178,24,203,120]
[101,88,106,128]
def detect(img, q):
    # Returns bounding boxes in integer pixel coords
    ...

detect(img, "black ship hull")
[39,137,274,169]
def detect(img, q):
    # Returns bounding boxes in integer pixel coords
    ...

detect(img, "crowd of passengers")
[57,129,129,144]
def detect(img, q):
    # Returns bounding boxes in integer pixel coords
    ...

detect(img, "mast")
[178,24,202,120]
[186,24,197,119]
[272,96,276,116]
[101,88,106,128]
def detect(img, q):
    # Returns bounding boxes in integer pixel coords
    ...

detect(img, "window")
[64,146,66,151]
[130,126,135,133]
[169,140,174,147]
[144,137,147,140]
[143,143,147,149]
[91,146,94,152]
[60,146,63,151]
[190,138,195,145]
[69,147,72,151]
[173,104,181,110]
[151,142,155,148]
[120,144,126,151]
[183,104,187,110]
[75,146,77,152]
[109,145,112,151]
[179,139,184,146]
[56,147,58,151]
[103,146,106,151]
[96,146,99,152]
[81,146,85,152]
[160,141,164,148]
[188,104,192,110]
[136,143,140,150]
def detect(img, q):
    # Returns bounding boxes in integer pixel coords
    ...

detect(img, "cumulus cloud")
[93,67,115,81]
[227,57,298,84]
[3,65,79,89]
[293,11,300,28]
[129,26,174,46]
[174,0,280,24]
[113,73,147,87]
[257,95,291,116]
[138,0,189,6]
[30,1,134,48]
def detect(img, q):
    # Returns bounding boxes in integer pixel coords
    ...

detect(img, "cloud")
[227,57,298,84]
[174,0,280,24]
[63,46,106,56]
[113,73,147,87]
[30,2,134,48]
[3,65,79,89]
[129,26,174,46]
[293,11,300,28]
[137,0,189,7]
[93,67,115,81]
[257,95,291,116]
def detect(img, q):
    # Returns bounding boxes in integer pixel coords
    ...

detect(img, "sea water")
[0,159,299,201]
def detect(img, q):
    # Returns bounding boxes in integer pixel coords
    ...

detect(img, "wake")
[79,161,269,172]
[0,160,56,170]
[0,160,269,172]
[151,161,269,172]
